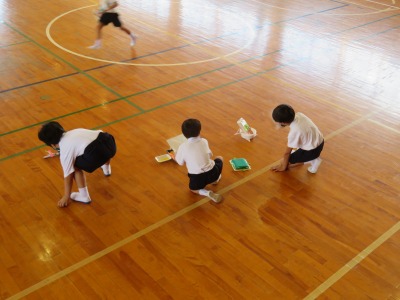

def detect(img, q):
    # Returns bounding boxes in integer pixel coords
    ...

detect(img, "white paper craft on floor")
[167,134,187,152]
[155,134,187,163]
[235,118,257,142]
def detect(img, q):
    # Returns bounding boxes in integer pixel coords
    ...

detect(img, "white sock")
[89,40,101,49]
[70,191,91,203]
[79,187,90,198]
[101,164,111,176]
[130,34,136,46]
[308,158,322,173]
[198,189,210,196]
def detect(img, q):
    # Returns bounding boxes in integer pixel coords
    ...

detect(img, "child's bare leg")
[74,168,86,188]
[288,162,304,168]
[120,25,131,35]
[89,23,104,49]
[120,25,137,46]
[70,169,91,203]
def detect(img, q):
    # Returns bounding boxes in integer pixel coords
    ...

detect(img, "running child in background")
[38,122,116,207]
[89,0,137,49]
[271,104,324,173]
[171,119,224,203]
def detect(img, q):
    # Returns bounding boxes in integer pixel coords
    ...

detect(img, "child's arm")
[100,1,118,14]
[271,146,292,172]
[172,148,186,166]
[58,173,74,207]
[106,1,118,11]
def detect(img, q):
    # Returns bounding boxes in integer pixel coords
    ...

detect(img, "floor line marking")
[2,7,397,138]
[7,109,385,300]
[45,4,256,66]
[364,0,398,9]
[304,221,400,299]
[249,0,398,15]
[262,74,362,116]
[2,22,145,112]
[367,119,400,135]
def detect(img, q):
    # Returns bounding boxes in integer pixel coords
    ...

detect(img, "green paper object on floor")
[230,158,251,171]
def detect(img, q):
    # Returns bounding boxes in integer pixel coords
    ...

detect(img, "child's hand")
[168,151,175,160]
[58,196,69,208]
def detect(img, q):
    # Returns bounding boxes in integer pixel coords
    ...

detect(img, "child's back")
[173,119,224,203]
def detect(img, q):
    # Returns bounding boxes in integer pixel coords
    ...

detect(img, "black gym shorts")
[188,158,223,190]
[75,132,117,173]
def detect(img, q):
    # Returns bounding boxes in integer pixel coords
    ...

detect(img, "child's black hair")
[38,121,65,146]
[181,119,201,138]
[272,104,295,123]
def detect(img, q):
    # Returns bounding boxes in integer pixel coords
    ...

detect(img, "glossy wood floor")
[1,0,400,299]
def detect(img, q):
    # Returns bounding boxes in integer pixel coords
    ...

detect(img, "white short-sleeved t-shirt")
[288,113,323,150]
[99,0,117,12]
[59,129,102,177]
[175,137,215,174]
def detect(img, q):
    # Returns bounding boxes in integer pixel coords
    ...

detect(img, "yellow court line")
[304,221,400,300]
[368,118,400,134]
[324,111,378,140]
[20,1,400,299]
[8,106,397,300]
[333,0,395,11]
[249,0,398,15]
[262,74,362,116]
[364,0,398,9]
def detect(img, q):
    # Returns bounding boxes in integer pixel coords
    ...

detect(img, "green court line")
[2,3,390,138]
[355,24,400,42]
[0,50,281,138]
[3,22,145,113]
[0,60,295,163]
[0,97,124,137]
[0,40,30,48]
[1,7,397,161]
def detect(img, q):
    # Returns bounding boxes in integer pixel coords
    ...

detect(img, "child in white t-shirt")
[172,119,223,203]
[271,104,324,173]
[89,0,137,49]
[38,122,116,207]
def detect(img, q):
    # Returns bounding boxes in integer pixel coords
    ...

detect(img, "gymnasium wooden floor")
[1,0,400,299]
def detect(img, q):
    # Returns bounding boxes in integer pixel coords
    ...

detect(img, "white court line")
[8,107,398,299]
[46,4,256,66]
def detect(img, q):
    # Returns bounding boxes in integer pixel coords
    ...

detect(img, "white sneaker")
[208,191,222,203]
[70,192,91,204]
[130,34,137,47]
[308,158,322,174]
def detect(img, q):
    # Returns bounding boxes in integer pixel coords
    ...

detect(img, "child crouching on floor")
[171,119,223,203]
[271,104,324,173]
